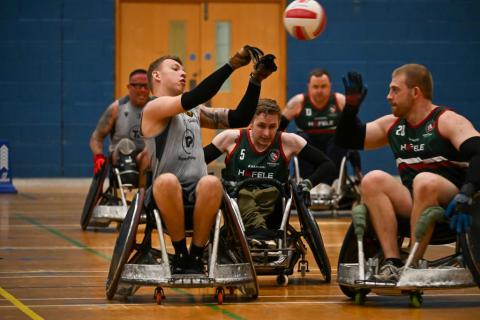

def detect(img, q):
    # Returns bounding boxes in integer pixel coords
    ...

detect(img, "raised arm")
[278,94,304,131]
[200,54,278,129]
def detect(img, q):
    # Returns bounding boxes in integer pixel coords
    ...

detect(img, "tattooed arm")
[199,105,230,129]
[89,101,119,155]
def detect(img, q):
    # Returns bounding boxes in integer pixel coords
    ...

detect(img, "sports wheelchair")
[337,199,480,307]
[81,139,140,230]
[105,187,258,305]
[224,177,331,285]
[295,151,362,214]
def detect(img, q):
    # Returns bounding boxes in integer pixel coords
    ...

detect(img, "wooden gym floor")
[1,179,479,320]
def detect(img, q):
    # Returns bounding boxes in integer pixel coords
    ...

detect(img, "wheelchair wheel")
[81,162,108,230]
[291,181,331,282]
[460,200,480,287]
[106,189,144,300]
[337,223,381,298]
[221,190,259,298]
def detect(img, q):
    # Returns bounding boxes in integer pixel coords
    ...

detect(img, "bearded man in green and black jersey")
[335,64,480,281]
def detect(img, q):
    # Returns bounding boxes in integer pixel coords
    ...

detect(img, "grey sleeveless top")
[144,107,207,185]
[109,96,144,152]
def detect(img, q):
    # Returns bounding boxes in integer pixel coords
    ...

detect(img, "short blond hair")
[393,63,433,100]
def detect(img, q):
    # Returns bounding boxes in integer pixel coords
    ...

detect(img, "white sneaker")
[373,261,403,281]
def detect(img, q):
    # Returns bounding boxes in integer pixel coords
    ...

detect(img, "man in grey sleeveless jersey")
[89,69,150,186]
[335,64,480,281]
[141,46,277,274]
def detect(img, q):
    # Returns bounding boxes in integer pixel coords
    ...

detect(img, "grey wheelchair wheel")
[81,162,108,230]
[106,189,144,300]
[292,181,331,282]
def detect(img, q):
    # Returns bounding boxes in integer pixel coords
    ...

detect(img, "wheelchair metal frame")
[337,204,480,307]
[105,188,259,304]
[81,159,139,230]
[225,177,331,286]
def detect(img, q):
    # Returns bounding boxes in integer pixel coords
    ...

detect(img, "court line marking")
[14,213,111,261]
[13,213,246,320]
[0,286,45,320]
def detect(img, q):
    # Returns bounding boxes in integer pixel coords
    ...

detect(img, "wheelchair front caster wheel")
[154,287,165,305]
[409,291,423,308]
[276,274,288,286]
[354,291,366,305]
[215,287,225,305]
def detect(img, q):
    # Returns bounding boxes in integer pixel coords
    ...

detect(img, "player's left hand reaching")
[251,54,277,82]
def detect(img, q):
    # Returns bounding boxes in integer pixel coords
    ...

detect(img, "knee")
[412,172,440,199]
[361,170,391,195]
[153,173,180,198]
[197,175,222,197]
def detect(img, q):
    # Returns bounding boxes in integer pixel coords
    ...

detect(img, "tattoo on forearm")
[201,107,229,129]
[97,108,114,134]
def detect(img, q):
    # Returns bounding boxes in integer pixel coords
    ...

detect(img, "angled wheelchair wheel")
[460,199,480,287]
[291,181,331,282]
[337,223,382,298]
[221,190,259,298]
[81,162,109,230]
[106,189,144,300]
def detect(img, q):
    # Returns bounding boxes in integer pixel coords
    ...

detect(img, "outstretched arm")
[200,54,278,129]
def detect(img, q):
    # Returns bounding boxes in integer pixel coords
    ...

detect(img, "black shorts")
[144,180,199,230]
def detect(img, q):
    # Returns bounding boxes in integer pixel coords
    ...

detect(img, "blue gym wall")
[0,0,479,177]
[0,0,114,177]
[286,0,480,175]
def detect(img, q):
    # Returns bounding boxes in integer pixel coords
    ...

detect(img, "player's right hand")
[229,45,264,70]
[343,71,368,112]
[93,154,107,175]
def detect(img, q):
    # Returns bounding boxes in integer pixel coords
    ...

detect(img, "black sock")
[172,238,188,256]
[385,257,403,267]
[189,244,205,261]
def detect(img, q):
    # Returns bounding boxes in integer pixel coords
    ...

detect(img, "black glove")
[298,179,313,208]
[251,54,277,82]
[444,183,475,233]
[342,71,368,115]
[229,45,264,70]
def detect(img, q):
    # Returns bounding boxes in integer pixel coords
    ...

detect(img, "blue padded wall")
[0,0,114,177]
[0,0,479,177]
[286,0,480,175]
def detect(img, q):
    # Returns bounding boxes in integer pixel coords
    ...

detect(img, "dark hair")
[392,63,433,100]
[255,98,281,120]
[129,69,147,81]
[308,68,331,83]
[147,55,183,91]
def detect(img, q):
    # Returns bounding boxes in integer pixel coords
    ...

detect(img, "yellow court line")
[0,286,44,320]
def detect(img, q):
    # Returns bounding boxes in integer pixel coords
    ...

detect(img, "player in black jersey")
[279,68,361,185]
[335,64,480,281]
